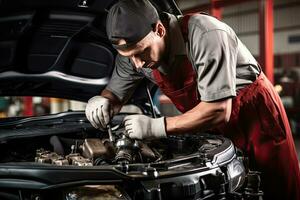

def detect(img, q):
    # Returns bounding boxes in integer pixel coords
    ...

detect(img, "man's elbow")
[217,98,232,124]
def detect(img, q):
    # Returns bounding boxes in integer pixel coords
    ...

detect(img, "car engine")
[34,128,263,200]
[0,112,263,200]
[35,134,160,167]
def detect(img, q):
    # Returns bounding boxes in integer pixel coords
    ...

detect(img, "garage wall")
[176,0,300,57]
[222,0,300,56]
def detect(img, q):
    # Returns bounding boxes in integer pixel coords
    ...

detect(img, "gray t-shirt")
[106,13,260,103]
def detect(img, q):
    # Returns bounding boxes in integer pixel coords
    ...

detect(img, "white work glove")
[85,96,113,130]
[123,115,167,140]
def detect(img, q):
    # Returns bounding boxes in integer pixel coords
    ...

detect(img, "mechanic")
[85,0,300,199]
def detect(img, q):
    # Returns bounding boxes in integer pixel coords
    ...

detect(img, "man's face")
[117,22,166,69]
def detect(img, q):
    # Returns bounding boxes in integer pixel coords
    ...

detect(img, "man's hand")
[123,115,167,140]
[85,96,113,130]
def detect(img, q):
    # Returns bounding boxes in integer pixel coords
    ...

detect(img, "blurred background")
[1,0,300,155]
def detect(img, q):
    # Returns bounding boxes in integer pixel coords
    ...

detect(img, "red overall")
[152,14,300,200]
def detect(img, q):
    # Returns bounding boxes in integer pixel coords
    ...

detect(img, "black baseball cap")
[106,0,159,50]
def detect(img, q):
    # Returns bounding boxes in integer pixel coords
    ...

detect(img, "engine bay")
[34,131,227,168]
[0,112,264,200]
[0,112,234,169]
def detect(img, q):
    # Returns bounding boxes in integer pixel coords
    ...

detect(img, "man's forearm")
[101,89,123,115]
[166,98,232,135]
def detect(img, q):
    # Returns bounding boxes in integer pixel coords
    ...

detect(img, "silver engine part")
[35,149,92,166]
[115,135,140,163]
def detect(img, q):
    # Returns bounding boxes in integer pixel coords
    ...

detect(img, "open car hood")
[0,0,181,102]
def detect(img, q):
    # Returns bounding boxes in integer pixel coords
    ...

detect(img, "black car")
[0,0,261,199]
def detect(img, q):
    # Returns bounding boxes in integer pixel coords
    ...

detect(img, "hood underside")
[0,0,181,102]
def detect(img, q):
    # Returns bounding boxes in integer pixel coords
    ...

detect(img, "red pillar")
[259,0,274,83]
[23,97,33,116]
[211,0,223,20]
